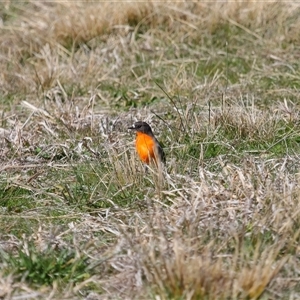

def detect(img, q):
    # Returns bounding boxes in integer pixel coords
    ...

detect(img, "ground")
[0,1,300,299]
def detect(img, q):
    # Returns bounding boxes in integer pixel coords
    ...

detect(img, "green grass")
[0,184,33,213]
[1,242,90,286]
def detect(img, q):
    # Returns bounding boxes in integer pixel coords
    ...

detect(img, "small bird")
[128,121,165,167]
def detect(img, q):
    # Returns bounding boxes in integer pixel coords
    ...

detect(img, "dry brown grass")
[1,0,300,299]
[1,1,299,96]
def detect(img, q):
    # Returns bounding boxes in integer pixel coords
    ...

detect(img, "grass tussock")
[1,0,300,299]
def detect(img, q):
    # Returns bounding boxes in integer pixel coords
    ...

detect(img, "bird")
[128,121,166,167]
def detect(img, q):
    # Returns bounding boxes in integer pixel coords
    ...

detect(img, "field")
[1,1,300,299]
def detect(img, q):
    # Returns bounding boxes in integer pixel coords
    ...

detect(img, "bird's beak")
[128,125,135,130]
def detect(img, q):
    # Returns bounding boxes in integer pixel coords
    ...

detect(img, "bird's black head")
[128,121,153,135]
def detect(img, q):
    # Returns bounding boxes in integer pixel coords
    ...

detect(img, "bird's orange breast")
[135,132,156,164]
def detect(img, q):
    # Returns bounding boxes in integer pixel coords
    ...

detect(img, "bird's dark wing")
[156,138,166,164]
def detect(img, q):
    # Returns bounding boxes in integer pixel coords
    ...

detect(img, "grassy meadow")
[1,1,300,299]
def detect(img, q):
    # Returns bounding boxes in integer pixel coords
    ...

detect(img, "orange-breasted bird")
[128,121,166,167]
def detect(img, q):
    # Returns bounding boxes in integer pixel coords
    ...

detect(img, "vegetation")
[1,1,300,298]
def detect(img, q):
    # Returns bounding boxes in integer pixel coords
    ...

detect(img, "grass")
[1,242,90,286]
[1,0,300,299]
